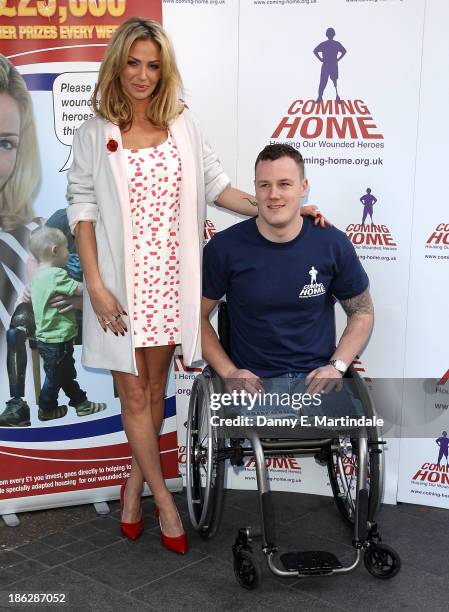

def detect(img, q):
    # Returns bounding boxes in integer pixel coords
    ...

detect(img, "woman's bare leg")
[141,346,182,536]
[114,346,183,535]
[122,367,166,523]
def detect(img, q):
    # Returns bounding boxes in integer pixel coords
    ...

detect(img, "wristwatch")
[329,359,348,375]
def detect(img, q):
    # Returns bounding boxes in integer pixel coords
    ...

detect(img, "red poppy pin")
[107,138,118,153]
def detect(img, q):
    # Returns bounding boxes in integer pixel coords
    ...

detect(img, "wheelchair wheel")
[327,368,384,525]
[327,433,382,525]
[364,543,401,579]
[234,549,261,590]
[186,368,225,538]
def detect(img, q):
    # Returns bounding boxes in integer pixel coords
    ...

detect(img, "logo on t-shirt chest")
[298,266,326,299]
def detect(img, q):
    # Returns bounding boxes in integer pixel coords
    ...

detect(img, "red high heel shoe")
[155,505,188,555]
[119,481,144,540]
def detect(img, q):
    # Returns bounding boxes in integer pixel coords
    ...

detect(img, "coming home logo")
[434,370,449,412]
[345,188,397,250]
[298,267,326,299]
[412,415,449,486]
[203,219,216,245]
[272,28,384,144]
[352,356,372,384]
[425,223,449,258]
[245,454,301,471]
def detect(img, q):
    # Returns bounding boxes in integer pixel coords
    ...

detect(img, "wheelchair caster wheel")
[364,543,401,579]
[234,549,261,590]
[199,525,215,540]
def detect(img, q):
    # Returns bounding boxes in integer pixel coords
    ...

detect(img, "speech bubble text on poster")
[53,72,98,171]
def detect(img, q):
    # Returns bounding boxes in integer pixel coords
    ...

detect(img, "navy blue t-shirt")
[202,216,369,377]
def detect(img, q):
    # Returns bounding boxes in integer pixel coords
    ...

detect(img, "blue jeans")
[229,371,364,419]
[37,340,86,412]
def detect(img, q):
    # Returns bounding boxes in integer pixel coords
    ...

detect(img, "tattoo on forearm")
[340,289,373,317]
[243,197,258,207]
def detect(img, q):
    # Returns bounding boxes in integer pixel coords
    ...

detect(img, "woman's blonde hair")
[92,18,183,130]
[0,55,40,231]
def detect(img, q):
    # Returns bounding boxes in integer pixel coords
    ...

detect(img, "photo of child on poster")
[29,226,106,422]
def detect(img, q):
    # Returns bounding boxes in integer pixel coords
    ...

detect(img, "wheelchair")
[185,303,401,589]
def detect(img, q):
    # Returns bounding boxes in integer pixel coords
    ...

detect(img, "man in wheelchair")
[189,145,401,585]
[201,143,374,428]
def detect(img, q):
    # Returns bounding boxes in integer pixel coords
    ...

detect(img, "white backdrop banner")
[233,0,428,504]
[398,0,449,508]
[169,0,447,509]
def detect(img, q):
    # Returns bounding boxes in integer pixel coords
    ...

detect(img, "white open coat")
[66,110,230,375]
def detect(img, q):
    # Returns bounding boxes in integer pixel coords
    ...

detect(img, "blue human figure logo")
[314,27,347,103]
[360,188,377,226]
[436,431,449,466]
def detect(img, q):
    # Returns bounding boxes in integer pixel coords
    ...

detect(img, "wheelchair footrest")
[280,551,342,575]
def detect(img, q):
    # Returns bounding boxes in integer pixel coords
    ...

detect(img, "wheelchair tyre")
[327,432,382,526]
[234,549,261,590]
[186,369,225,539]
[364,543,401,579]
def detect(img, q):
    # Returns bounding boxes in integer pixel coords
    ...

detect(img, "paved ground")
[1,489,448,611]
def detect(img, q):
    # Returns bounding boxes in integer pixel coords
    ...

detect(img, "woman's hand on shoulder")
[88,285,128,336]
[300,204,332,228]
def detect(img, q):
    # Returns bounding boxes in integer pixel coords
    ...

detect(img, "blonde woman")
[67,17,324,554]
[0,55,40,230]
[0,55,43,427]
[0,55,41,329]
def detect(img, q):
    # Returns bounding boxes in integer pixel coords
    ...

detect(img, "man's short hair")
[255,144,305,178]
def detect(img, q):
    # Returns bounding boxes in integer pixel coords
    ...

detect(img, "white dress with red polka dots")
[125,136,181,348]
